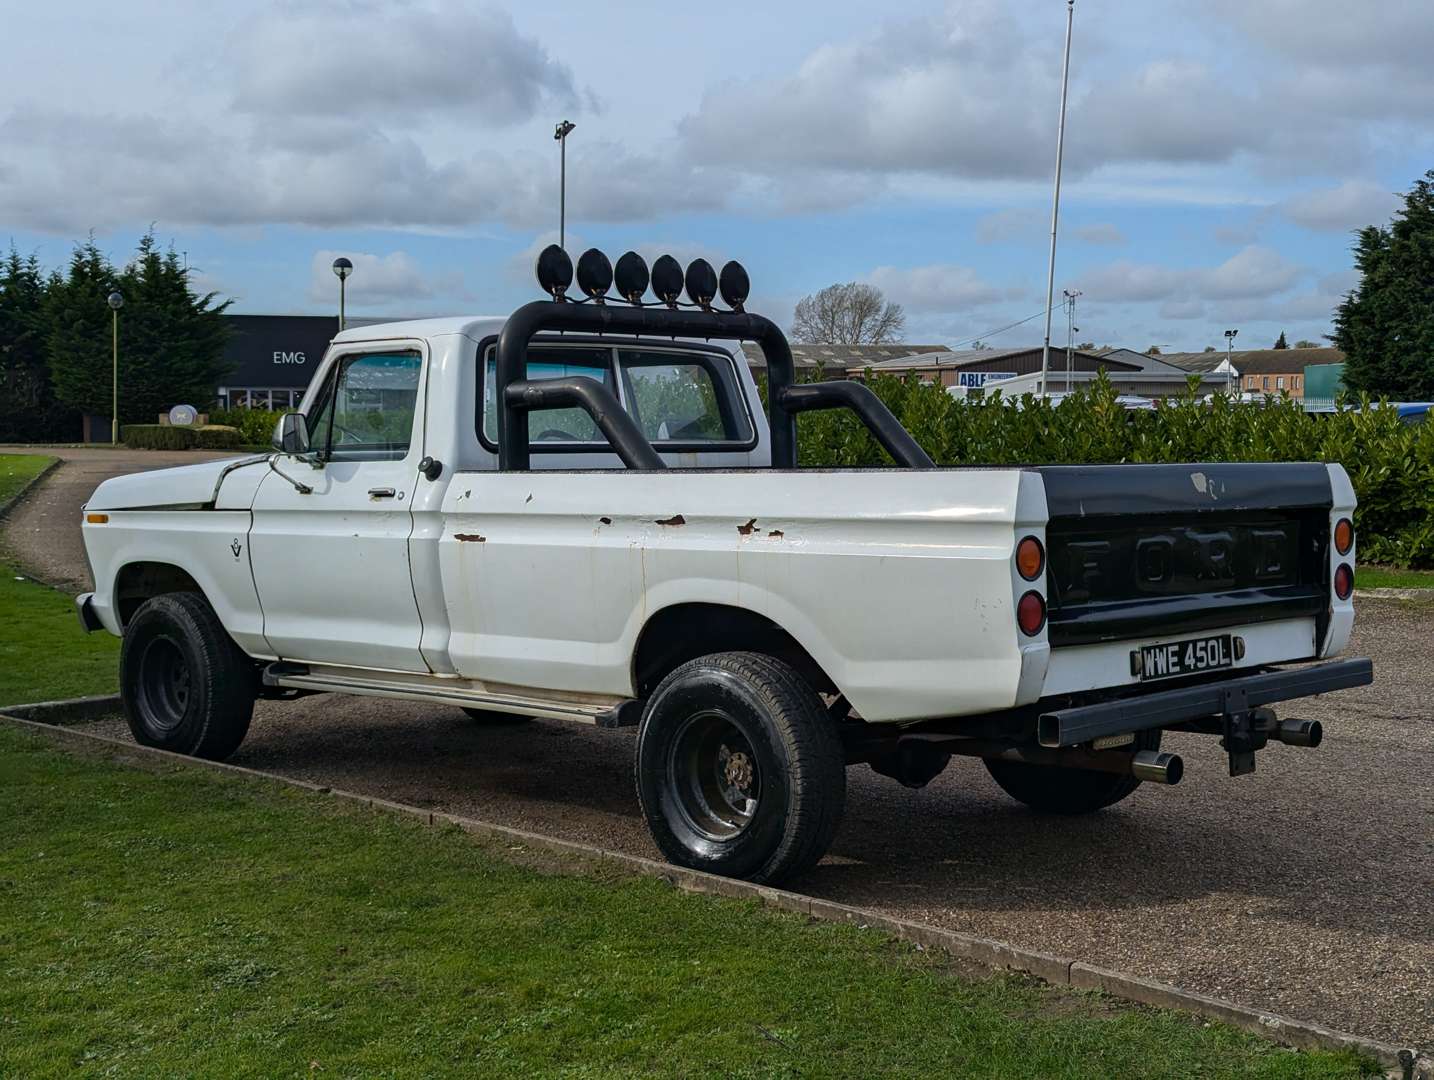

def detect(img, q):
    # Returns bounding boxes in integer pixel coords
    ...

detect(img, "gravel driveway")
[7,452,1432,1048]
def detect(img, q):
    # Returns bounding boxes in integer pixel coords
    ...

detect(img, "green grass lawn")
[1356,564,1434,590]
[0,454,119,706]
[0,564,120,706]
[0,453,55,507]
[0,726,1370,1079]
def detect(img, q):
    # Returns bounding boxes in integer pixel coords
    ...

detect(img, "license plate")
[1135,634,1235,681]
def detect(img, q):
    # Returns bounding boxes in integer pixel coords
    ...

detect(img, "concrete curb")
[4,693,123,724]
[0,456,61,523]
[1,710,1426,1077]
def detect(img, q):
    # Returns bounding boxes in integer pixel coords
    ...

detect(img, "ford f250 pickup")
[77,248,1373,883]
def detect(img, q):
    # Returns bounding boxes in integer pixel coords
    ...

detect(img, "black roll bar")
[776,381,935,469]
[495,298,933,471]
[504,376,666,470]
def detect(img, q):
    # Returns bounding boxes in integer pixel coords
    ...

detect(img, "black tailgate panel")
[1038,464,1333,647]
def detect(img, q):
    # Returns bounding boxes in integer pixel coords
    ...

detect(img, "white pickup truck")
[78,248,1372,883]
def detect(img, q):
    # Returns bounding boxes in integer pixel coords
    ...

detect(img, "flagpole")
[1038,0,1075,399]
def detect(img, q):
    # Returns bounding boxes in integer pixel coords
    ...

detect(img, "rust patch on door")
[737,518,758,536]
[599,516,612,525]
[453,533,486,543]
[655,514,687,527]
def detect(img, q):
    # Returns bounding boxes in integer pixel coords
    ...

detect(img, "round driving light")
[684,258,718,308]
[1334,517,1353,556]
[1016,536,1045,581]
[1334,563,1353,600]
[614,251,649,304]
[535,244,573,300]
[719,260,749,310]
[651,254,684,307]
[575,248,613,300]
[1017,591,1046,636]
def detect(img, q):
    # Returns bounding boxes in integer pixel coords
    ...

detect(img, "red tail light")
[1334,564,1353,600]
[1017,591,1046,635]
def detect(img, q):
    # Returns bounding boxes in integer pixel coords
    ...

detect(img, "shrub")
[194,425,244,450]
[209,407,286,447]
[122,424,196,450]
[796,371,1434,568]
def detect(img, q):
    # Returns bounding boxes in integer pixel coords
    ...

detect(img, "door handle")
[368,487,396,499]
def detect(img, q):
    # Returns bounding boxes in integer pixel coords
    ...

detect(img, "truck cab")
[77,248,1371,884]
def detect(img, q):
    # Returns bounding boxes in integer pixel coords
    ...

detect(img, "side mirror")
[273,412,311,455]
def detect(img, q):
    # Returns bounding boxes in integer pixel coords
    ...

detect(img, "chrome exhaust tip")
[1131,749,1184,785]
[1274,718,1323,748]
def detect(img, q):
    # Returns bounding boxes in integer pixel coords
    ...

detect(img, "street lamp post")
[332,257,353,331]
[107,290,124,444]
[554,120,576,249]
[1224,328,1239,396]
[1063,289,1081,395]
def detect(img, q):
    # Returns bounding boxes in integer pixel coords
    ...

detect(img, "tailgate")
[1037,463,1335,649]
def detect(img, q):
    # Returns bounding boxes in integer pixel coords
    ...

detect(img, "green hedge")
[209,407,285,446]
[122,424,245,451]
[795,371,1434,568]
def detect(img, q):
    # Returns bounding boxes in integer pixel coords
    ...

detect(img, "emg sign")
[957,370,1015,388]
[272,351,307,365]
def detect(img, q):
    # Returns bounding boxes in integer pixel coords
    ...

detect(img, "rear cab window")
[478,342,753,451]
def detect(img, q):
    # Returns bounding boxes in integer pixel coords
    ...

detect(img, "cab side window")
[306,351,422,461]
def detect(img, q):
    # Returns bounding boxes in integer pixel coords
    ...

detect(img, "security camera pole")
[1224,328,1239,395]
[555,120,576,249]
[1038,0,1075,399]
[107,290,124,444]
[1064,288,1081,395]
[332,257,353,331]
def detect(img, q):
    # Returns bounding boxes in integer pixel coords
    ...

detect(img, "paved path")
[0,447,237,590]
[6,448,1431,1048]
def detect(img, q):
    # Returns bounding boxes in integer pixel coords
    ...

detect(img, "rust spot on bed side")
[655,514,686,527]
[767,529,784,539]
[737,518,757,536]
[599,516,612,525]
[453,533,486,543]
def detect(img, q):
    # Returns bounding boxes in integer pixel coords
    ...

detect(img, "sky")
[3,0,1432,353]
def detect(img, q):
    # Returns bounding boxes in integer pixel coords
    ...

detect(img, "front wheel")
[120,592,255,761]
[636,652,846,884]
[984,729,1162,814]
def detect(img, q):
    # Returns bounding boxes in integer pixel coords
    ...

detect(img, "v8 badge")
[230,538,243,558]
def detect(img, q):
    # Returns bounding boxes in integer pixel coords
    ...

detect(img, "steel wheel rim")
[667,710,762,842]
[137,635,191,734]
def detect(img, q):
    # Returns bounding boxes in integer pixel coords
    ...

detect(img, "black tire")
[120,592,255,761]
[459,707,533,725]
[984,729,1162,814]
[636,652,846,884]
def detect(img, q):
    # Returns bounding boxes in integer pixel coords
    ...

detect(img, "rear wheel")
[984,730,1161,814]
[636,652,845,884]
[120,592,255,761]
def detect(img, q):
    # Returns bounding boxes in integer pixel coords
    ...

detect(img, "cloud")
[1278,180,1400,233]
[864,264,1012,313]
[1072,222,1127,246]
[229,6,578,125]
[1076,246,1303,304]
[976,208,1044,245]
[306,250,458,308]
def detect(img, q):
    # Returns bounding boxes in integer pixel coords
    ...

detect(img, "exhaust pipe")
[1131,749,1183,785]
[1274,718,1322,748]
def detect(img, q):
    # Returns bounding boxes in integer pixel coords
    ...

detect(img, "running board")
[260,661,628,725]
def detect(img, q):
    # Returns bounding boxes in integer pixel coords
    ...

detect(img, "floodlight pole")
[555,120,576,249]
[1038,0,1075,400]
[1064,289,1080,395]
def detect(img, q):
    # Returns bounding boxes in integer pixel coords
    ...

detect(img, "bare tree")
[790,282,905,344]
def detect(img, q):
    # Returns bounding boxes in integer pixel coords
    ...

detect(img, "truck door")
[249,347,429,672]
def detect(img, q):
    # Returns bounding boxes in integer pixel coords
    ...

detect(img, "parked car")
[76,249,1372,883]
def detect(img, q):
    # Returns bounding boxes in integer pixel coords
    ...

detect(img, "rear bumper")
[1038,657,1373,747]
[75,592,104,634]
